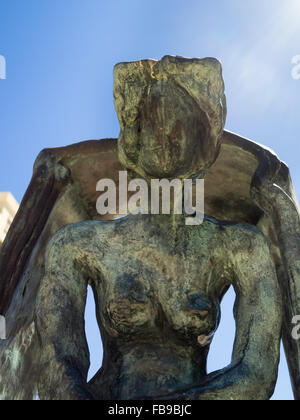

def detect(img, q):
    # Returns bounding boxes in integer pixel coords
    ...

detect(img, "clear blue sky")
[1,0,300,400]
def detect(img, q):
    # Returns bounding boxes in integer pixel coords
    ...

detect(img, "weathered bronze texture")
[1,56,300,400]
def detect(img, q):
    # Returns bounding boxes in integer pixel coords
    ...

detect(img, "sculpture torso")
[55,214,261,399]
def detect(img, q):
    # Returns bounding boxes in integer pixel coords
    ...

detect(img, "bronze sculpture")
[1,55,300,400]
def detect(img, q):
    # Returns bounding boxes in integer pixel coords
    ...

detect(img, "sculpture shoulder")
[47,216,136,250]
[211,218,277,293]
[204,216,271,262]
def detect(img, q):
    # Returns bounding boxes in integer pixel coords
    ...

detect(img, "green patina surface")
[1,56,300,400]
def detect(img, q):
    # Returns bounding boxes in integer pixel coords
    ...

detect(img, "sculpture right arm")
[35,226,95,400]
[153,232,282,400]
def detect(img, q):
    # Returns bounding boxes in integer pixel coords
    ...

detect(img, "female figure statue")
[1,56,299,400]
[36,56,281,400]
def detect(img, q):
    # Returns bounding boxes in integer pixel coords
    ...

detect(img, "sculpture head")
[114,55,227,180]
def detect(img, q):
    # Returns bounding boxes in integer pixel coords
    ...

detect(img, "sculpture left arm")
[159,233,282,400]
[251,171,300,400]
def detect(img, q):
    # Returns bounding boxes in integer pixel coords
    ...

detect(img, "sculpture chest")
[91,216,223,345]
